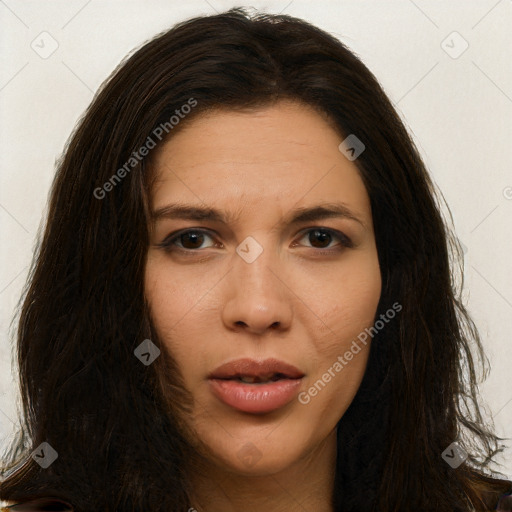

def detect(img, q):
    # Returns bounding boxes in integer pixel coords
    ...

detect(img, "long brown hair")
[1,7,510,511]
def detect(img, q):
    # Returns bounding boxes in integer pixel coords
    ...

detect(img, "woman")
[1,7,510,511]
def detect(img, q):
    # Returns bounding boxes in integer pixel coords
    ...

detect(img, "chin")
[196,432,305,476]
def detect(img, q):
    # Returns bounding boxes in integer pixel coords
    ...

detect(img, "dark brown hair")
[1,7,510,511]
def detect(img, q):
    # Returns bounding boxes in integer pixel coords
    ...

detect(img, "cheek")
[146,262,192,315]
[145,254,211,328]
[145,258,195,362]
[306,254,381,400]
[300,284,379,421]
[336,276,381,333]
[308,254,381,339]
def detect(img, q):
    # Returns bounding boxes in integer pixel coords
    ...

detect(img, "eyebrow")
[151,202,367,229]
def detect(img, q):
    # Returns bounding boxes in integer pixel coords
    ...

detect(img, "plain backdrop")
[1,0,511,479]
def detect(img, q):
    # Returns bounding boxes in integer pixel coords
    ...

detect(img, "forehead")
[149,100,372,224]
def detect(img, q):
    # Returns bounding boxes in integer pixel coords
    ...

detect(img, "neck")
[187,428,338,512]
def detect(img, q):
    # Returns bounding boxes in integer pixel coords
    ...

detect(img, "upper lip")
[208,358,305,380]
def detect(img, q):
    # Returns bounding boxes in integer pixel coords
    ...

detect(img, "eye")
[157,229,218,251]
[293,227,353,252]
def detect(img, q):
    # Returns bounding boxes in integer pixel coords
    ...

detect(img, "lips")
[208,358,305,414]
[208,358,305,381]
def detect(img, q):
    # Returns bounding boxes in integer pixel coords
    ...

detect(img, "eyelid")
[156,226,353,253]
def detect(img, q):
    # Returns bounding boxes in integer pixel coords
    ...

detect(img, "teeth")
[237,374,285,384]
[239,376,259,383]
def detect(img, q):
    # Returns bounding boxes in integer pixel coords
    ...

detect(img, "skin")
[144,100,382,512]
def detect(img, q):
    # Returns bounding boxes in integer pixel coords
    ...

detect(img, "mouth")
[208,358,305,414]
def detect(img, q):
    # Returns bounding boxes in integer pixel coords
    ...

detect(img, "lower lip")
[208,378,303,414]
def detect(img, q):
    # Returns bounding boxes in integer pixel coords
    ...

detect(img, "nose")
[221,250,293,336]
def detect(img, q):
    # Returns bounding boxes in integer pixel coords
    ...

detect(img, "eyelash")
[156,227,353,257]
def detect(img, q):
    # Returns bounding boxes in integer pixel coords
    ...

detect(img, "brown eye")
[296,228,353,251]
[179,231,206,249]
[158,229,217,252]
[307,229,333,248]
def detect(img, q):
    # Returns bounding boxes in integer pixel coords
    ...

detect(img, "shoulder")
[0,497,73,511]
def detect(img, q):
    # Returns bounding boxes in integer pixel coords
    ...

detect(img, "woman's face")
[145,100,381,475]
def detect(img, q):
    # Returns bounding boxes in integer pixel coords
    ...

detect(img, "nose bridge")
[237,240,277,295]
[222,233,293,333]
